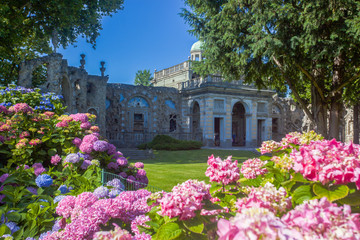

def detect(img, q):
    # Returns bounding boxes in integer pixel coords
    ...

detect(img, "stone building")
[19,41,357,148]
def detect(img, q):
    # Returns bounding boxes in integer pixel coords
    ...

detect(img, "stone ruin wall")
[105,84,184,147]
[17,54,108,134]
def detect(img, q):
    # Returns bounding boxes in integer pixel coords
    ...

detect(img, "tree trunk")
[311,66,328,138]
[311,86,328,138]
[354,103,359,144]
[328,98,342,140]
[329,53,345,140]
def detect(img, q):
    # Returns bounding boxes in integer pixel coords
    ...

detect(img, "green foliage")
[134,69,153,86]
[138,135,202,151]
[0,0,124,85]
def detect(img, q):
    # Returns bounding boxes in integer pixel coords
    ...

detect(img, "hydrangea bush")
[0,86,148,239]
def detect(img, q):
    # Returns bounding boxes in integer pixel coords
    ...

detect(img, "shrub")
[138,135,202,151]
[0,85,148,239]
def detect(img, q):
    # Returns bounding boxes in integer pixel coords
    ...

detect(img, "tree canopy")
[0,0,124,85]
[134,69,153,86]
[182,0,360,139]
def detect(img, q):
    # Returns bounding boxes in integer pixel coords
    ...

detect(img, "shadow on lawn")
[140,149,260,165]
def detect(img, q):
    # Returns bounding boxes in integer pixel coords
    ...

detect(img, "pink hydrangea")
[79,142,94,154]
[282,197,360,239]
[90,126,100,132]
[290,139,360,189]
[51,154,62,165]
[236,183,292,214]
[9,103,33,114]
[240,158,268,179]
[134,162,144,169]
[82,134,99,143]
[158,179,211,220]
[205,155,240,185]
[217,208,303,240]
[116,157,128,166]
[259,140,282,154]
[70,113,88,123]
[29,138,42,146]
[74,192,98,209]
[56,196,76,218]
[33,163,46,176]
[0,106,8,114]
[72,137,82,147]
[80,122,92,130]
[56,120,69,128]
[19,131,30,139]
[93,225,133,240]
[131,215,150,235]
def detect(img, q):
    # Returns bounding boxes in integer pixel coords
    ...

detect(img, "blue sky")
[58,0,197,84]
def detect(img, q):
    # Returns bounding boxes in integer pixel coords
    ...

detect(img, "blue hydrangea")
[106,178,125,190]
[5,221,20,234]
[35,174,53,188]
[52,219,62,232]
[93,186,109,198]
[58,185,69,194]
[25,237,36,240]
[64,153,80,164]
[53,195,67,204]
[108,188,122,198]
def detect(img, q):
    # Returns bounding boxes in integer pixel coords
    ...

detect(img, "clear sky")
[58,0,197,85]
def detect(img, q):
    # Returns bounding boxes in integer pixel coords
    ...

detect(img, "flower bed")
[0,86,148,239]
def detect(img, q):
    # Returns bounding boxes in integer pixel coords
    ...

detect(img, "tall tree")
[0,0,124,85]
[181,0,360,140]
[134,69,153,86]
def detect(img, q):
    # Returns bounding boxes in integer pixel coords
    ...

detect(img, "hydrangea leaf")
[183,216,204,234]
[292,184,312,204]
[313,183,349,202]
[155,222,182,240]
[338,189,360,206]
[0,224,11,236]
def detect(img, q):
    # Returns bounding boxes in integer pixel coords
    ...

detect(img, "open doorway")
[232,102,246,146]
[214,117,222,146]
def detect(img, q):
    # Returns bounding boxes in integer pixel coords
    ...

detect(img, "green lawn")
[129,149,259,191]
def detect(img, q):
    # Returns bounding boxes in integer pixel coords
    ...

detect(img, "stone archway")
[232,102,246,146]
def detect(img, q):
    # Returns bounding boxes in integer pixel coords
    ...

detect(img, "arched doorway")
[232,102,246,146]
[192,101,200,134]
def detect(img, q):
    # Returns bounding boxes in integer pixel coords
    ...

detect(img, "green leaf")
[313,183,349,202]
[183,216,204,234]
[292,184,312,204]
[0,224,11,236]
[338,189,360,206]
[47,148,57,156]
[156,222,182,240]
[260,155,272,161]
[292,172,311,183]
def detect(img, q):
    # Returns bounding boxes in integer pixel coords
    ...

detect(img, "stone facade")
[16,42,358,148]
[18,53,108,134]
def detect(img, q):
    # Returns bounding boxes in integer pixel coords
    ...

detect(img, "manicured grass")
[129,149,259,191]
